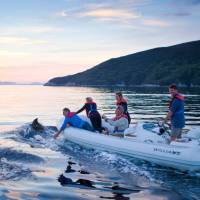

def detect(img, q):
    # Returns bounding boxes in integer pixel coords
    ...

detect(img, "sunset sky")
[0,0,199,83]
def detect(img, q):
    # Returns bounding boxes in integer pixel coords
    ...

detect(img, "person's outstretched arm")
[54,118,69,139]
[76,104,86,114]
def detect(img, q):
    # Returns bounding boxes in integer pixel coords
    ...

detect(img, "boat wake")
[0,158,32,181]
[1,119,156,185]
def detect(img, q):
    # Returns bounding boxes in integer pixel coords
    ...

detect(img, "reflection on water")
[57,158,182,200]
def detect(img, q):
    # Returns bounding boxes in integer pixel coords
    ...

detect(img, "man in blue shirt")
[54,108,93,139]
[164,84,185,141]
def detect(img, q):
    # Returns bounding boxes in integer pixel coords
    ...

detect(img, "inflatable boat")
[57,117,200,171]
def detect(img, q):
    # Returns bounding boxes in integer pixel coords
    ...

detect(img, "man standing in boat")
[164,84,185,141]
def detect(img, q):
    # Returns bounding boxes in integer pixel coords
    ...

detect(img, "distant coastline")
[0,82,43,86]
[44,82,200,88]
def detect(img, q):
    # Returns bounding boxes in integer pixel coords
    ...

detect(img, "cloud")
[54,1,143,23]
[143,19,170,27]
[170,0,200,7]
[0,26,63,35]
[55,10,68,17]
[22,26,63,33]
[81,8,136,19]
[0,36,48,45]
[84,2,109,10]
[181,0,200,5]
[79,8,141,22]
[165,12,191,17]
[0,50,31,56]
[85,0,152,9]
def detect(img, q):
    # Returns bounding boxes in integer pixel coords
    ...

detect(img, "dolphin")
[31,118,57,132]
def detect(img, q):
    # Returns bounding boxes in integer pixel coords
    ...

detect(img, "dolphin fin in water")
[31,118,44,131]
[31,118,57,132]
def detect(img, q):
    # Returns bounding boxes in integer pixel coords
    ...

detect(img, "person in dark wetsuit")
[115,92,131,124]
[76,97,104,133]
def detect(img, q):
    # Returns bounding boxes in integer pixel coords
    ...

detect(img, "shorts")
[171,127,182,138]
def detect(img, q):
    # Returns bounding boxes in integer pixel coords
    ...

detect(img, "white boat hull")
[61,127,200,172]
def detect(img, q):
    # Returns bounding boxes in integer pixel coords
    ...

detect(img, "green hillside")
[45,40,200,87]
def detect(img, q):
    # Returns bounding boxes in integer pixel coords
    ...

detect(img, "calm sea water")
[0,85,200,200]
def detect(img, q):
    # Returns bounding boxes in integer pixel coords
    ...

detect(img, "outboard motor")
[158,128,165,135]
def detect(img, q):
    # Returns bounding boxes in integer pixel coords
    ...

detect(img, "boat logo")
[154,148,181,155]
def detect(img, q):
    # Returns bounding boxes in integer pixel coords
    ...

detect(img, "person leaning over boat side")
[115,92,131,124]
[54,108,94,139]
[164,84,185,141]
[75,97,104,133]
[102,106,129,135]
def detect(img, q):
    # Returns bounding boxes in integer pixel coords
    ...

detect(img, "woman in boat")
[102,106,129,135]
[76,97,104,133]
[115,92,131,124]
